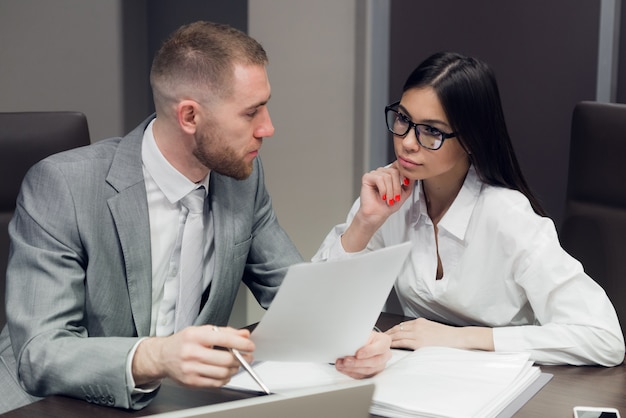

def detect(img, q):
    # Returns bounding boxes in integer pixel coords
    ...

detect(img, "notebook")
[145,380,375,418]
[251,242,412,362]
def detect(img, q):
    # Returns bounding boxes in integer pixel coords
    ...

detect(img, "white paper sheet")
[250,242,412,362]
[226,350,411,394]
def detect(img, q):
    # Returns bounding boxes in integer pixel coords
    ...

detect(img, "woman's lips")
[398,156,420,168]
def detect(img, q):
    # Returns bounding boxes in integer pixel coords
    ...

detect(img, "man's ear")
[177,100,199,134]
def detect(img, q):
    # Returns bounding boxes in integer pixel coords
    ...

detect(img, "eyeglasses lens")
[386,109,407,136]
[386,109,442,150]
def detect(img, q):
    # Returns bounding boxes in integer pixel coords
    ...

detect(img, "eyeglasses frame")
[384,101,457,150]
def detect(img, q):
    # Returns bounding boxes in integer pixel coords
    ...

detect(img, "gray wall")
[619,0,626,102]
[0,0,249,140]
[0,0,124,141]
[246,0,361,323]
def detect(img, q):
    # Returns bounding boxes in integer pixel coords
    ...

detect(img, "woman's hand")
[341,161,415,252]
[386,318,494,352]
[359,161,414,221]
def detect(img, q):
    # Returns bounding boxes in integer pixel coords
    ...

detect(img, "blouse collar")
[411,165,483,241]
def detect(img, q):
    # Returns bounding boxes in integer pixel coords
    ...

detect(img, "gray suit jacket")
[0,116,303,413]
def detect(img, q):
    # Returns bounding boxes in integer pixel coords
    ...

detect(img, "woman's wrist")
[460,327,495,351]
[341,212,384,252]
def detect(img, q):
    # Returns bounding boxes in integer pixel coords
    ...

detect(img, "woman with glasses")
[313,51,624,366]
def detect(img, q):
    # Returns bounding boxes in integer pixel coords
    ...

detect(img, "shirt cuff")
[492,326,526,353]
[312,225,369,262]
[127,337,162,395]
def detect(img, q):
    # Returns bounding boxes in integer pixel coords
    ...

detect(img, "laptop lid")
[146,381,375,418]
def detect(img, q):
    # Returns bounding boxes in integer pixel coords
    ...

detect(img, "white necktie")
[174,187,205,332]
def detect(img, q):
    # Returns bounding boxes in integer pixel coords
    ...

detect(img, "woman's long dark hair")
[403,52,546,216]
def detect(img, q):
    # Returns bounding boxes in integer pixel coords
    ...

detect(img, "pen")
[212,325,271,395]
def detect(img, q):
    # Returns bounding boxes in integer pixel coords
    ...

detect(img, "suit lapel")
[106,118,153,336]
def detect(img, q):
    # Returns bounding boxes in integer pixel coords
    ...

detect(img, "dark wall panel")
[121,0,248,129]
[389,0,600,227]
[147,0,247,64]
[147,0,248,116]
[122,0,150,133]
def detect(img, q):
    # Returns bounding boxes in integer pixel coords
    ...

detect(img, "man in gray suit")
[0,21,391,413]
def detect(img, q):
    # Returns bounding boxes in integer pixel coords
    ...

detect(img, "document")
[227,348,548,418]
[369,347,544,418]
[250,242,412,362]
[227,349,410,394]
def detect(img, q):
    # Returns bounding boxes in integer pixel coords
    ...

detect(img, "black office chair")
[0,111,91,328]
[560,101,626,338]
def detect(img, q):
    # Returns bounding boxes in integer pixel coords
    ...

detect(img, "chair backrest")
[560,101,626,338]
[0,111,91,328]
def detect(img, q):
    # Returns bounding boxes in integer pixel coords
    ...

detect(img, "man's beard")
[192,130,254,181]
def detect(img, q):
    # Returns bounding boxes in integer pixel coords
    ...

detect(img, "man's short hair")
[150,21,268,108]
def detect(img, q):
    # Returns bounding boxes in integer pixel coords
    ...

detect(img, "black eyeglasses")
[385,101,457,150]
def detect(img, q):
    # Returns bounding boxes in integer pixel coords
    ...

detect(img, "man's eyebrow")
[251,94,272,109]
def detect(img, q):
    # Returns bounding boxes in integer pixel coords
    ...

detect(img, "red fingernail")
[382,194,387,201]
[403,178,410,186]
[388,199,395,206]
[395,194,401,202]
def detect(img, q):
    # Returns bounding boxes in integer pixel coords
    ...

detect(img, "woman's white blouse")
[313,166,625,366]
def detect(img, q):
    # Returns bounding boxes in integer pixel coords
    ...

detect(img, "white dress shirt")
[126,119,215,395]
[141,119,214,337]
[313,166,625,366]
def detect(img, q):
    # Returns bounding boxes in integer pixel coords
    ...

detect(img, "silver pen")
[212,325,271,395]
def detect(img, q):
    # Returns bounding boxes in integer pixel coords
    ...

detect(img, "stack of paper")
[227,347,545,418]
[369,347,541,418]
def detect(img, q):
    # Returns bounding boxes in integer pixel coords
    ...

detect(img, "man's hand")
[132,325,255,387]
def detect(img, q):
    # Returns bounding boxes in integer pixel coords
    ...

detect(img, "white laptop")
[146,380,375,418]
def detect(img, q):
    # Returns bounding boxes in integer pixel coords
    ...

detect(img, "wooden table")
[3,313,625,417]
